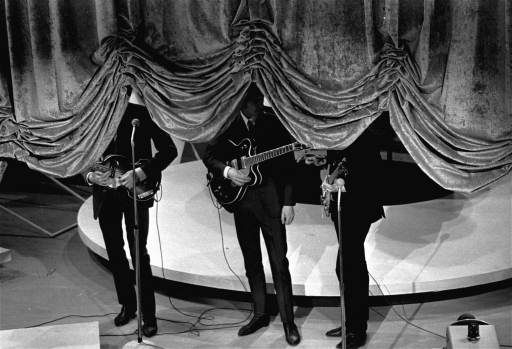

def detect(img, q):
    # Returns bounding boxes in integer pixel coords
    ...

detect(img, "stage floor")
[77,161,512,296]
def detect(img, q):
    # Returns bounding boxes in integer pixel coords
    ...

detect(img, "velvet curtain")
[0,0,11,183]
[0,0,510,192]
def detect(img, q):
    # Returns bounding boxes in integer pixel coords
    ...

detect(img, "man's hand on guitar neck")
[225,167,251,187]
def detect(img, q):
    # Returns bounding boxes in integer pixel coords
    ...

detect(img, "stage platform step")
[0,246,12,264]
[0,321,99,349]
[77,161,512,297]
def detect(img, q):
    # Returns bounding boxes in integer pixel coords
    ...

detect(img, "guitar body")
[208,138,262,211]
[321,157,349,217]
[93,154,160,202]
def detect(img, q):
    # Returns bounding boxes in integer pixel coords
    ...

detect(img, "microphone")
[131,118,140,146]
[333,178,346,193]
[130,117,139,191]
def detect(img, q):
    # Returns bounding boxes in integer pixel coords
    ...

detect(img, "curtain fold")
[0,0,12,183]
[0,0,510,193]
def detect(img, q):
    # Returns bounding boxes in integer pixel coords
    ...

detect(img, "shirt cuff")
[85,172,94,186]
[223,166,231,179]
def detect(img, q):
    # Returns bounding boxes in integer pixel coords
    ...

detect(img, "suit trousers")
[233,185,294,324]
[331,205,372,334]
[98,189,156,321]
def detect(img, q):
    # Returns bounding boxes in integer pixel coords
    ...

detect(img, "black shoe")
[237,314,270,336]
[326,326,342,337]
[142,318,158,337]
[283,322,301,346]
[336,332,367,349]
[114,305,136,327]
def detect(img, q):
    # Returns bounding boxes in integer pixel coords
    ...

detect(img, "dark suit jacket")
[203,109,296,210]
[327,128,384,224]
[92,103,177,218]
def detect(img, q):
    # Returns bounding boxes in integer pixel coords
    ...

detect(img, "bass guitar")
[91,154,160,201]
[207,138,305,211]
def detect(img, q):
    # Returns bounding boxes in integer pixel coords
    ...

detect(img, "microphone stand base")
[122,339,155,348]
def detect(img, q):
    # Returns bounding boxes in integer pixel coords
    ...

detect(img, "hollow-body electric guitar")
[207,138,305,211]
[91,154,160,201]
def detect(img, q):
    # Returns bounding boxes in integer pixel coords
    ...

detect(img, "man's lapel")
[231,114,250,140]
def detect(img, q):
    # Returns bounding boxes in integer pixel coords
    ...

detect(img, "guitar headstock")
[292,142,308,151]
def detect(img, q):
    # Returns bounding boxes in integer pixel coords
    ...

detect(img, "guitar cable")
[366,234,510,346]
[149,180,253,338]
[24,180,254,339]
[153,174,512,347]
[333,192,447,343]
[20,180,254,338]
[12,180,510,346]
[367,271,446,340]
[203,170,452,343]
[327,175,466,345]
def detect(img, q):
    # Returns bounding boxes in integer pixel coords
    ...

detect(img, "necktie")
[247,120,255,137]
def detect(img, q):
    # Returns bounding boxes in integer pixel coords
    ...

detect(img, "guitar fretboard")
[244,143,297,167]
[92,164,110,172]
[91,163,122,176]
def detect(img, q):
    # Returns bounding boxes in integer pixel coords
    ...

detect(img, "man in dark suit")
[86,89,177,337]
[307,128,384,349]
[202,85,301,346]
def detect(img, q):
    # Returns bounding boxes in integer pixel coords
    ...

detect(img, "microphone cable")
[15,178,511,347]
[331,183,448,342]
[367,271,446,339]
[153,182,203,332]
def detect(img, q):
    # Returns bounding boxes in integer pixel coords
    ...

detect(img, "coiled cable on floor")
[150,181,252,337]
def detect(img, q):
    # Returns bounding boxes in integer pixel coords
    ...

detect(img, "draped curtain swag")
[0,0,510,192]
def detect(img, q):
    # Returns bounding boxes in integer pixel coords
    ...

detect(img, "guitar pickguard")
[227,138,262,187]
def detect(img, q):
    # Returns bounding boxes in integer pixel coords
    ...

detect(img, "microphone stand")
[130,121,143,343]
[337,187,347,349]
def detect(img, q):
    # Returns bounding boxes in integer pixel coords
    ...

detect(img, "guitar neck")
[244,143,297,167]
[91,164,110,173]
[91,163,123,176]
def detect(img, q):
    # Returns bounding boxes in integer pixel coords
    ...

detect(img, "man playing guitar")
[203,84,301,346]
[86,88,177,337]
[303,128,384,349]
